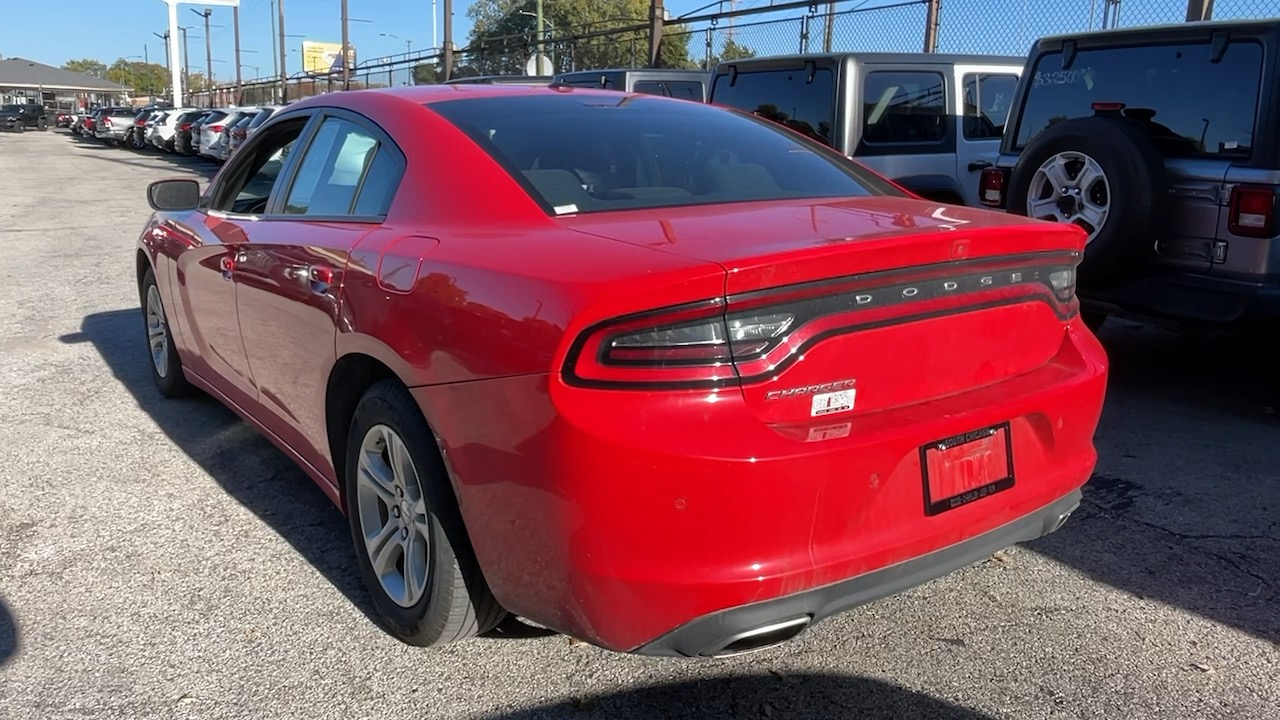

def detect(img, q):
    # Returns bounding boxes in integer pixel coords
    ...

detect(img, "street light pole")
[341,0,350,90]
[192,8,214,84]
[233,4,242,103]
[279,0,288,101]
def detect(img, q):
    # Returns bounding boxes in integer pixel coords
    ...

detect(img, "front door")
[234,111,406,482]
[953,67,1020,206]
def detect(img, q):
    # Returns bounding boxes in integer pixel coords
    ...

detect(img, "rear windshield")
[247,108,275,128]
[1013,40,1263,158]
[431,94,892,216]
[709,67,837,148]
[633,80,705,101]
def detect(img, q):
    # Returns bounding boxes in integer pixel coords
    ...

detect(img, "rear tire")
[1006,115,1170,288]
[344,380,507,647]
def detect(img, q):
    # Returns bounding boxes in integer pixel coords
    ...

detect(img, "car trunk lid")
[564,197,1086,422]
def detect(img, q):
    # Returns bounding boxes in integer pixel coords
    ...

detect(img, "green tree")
[104,59,171,96]
[464,0,692,75]
[709,38,756,67]
[62,58,108,77]
[413,61,440,85]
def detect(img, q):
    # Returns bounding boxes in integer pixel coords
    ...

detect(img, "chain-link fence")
[186,0,1278,108]
[938,0,1279,55]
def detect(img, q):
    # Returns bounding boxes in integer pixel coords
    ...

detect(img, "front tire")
[141,267,194,398]
[344,380,506,646]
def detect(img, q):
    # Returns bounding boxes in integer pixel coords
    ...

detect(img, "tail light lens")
[180,122,191,131]
[1228,185,1277,238]
[979,168,1008,208]
[103,118,112,126]
[210,124,224,133]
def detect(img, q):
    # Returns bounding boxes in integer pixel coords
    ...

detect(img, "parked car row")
[68,103,284,163]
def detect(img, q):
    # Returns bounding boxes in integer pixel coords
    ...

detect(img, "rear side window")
[633,80,704,101]
[963,73,1018,140]
[248,109,275,129]
[432,94,898,216]
[284,116,396,217]
[861,71,947,145]
[1014,41,1263,157]
[709,67,836,147]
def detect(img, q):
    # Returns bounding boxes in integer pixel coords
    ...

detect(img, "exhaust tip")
[703,616,811,658]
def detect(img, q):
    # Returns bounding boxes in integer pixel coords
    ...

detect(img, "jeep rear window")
[710,67,836,148]
[1013,40,1262,158]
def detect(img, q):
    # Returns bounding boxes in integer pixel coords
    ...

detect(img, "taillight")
[979,167,1008,208]
[1228,185,1277,238]
[103,118,113,126]
[210,124,224,133]
[567,258,1082,388]
[180,123,191,131]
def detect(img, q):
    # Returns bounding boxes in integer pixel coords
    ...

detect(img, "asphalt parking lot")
[0,129,1277,720]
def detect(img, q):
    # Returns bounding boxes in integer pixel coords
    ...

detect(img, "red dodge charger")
[136,84,1107,657]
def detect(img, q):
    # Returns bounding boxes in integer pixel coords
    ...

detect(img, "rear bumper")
[636,488,1080,657]
[417,318,1107,653]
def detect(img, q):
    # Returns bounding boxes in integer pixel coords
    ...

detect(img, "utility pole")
[535,0,544,73]
[144,45,152,102]
[279,0,288,101]
[341,0,350,90]
[153,32,171,74]
[1186,0,1215,21]
[233,4,242,103]
[648,0,665,68]
[922,0,940,52]
[442,0,454,82]
[193,8,214,84]
[181,26,192,93]
[432,0,438,50]
[824,1,836,52]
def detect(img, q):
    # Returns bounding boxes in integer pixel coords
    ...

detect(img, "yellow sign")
[301,40,355,75]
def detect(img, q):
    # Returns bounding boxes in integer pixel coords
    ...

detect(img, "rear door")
[234,110,406,480]
[954,67,1020,206]
[852,64,959,201]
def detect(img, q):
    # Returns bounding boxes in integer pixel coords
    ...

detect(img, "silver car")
[194,109,233,160]
[94,107,140,146]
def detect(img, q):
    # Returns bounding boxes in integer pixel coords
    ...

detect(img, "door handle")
[968,160,993,172]
[219,256,235,279]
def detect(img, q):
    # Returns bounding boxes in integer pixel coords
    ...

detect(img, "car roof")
[1033,18,1280,47]
[711,51,1026,70]
[293,84,651,107]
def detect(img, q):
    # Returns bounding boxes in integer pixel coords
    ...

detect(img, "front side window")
[710,67,836,147]
[1014,40,1262,157]
[209,118,307,215]
[283,117,381,216]
[432,94,900,216]
[861,71,947,145]
[963,73,1018,140]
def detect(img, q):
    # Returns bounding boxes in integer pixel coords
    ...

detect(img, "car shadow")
[475,674,996,720]
[1028,320,1279,642]
[60,309,379,625]
[64,133,219,179]
[0,594,17,667]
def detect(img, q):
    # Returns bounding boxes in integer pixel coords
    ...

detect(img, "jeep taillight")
[1228,185,1277,238]
[979,167,1008,208]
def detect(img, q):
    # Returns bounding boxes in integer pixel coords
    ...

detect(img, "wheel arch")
[324,352,399,510]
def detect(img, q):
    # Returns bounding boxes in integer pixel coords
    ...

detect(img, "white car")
[199,107,257,162]
[149,108,197,152]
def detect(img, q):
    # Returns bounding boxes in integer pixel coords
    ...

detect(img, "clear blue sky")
[0,0,716,80]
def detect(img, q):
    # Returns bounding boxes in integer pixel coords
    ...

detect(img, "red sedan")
[136,84,1107,657]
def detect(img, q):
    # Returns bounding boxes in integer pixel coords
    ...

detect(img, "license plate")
[920,423,1014,516]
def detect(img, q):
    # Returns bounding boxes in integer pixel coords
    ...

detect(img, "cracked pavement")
[0,130,1277,719]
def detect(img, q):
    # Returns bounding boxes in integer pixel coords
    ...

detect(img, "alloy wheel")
[145,285,169,378]
[1026,151,1111,244]
[355,424,432,608]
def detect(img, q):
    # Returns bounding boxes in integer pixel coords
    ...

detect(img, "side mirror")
[147,179,201,211]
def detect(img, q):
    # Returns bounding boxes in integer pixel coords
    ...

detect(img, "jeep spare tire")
[1007,115,1170,288]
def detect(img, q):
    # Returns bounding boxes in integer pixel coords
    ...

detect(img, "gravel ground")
[0,129,1277,720]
